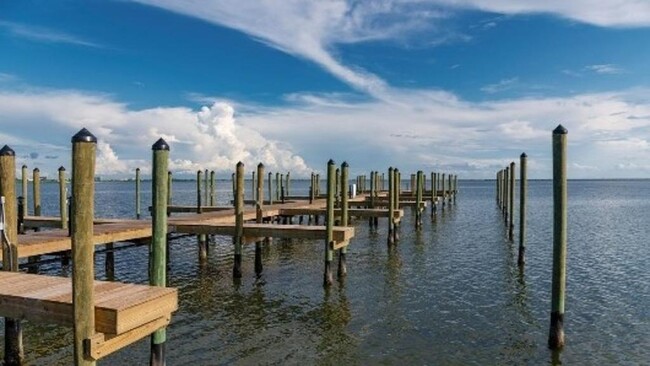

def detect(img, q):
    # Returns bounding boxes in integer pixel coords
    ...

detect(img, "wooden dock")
[0,271,177,360]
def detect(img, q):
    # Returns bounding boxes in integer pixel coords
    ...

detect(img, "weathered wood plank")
[172,223,354,243]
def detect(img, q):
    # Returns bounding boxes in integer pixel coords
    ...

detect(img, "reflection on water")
[2,179,648,364]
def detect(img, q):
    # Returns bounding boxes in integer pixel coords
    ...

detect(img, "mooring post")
[416,170,423,229]
[209,171,215,206]
[1,145,24,366]
[21,164,27,217]
[231,172,236,198]
[32,168,41,218]
[503,167,510,225]
[549,125,568,349]
[135,168,141,219]
[255,163,264,275]
[309,172,315,204]
[441,173,446,209]
[454,175,458,203]
[70,128,97,366]
[518,153,527,266]
[233,162,244,278]
[323,159,335,287]
[430,172,436,217]
[496,171,500,206]
[267,172,273,206]
[196,170,203,214]
[369,171,375,227]
[280,173,285,204]
[373,171,379,227]
[335,168,340,207]
[447,174,452,204]
[57,166,68,230]
[150,138,169,366]
[286,172,291,197]
[387,167,395,245]
[275,172,280,201]
[338,162,349,277]
[167,171,173,206]
[394,169,400,241]
[204,169,208,206]
[251,171,255,202]
[509,162,515,240]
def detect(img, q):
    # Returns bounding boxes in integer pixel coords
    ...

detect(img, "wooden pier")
[0,128,460,364]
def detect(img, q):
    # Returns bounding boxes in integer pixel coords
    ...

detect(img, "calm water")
[3,179,649,365]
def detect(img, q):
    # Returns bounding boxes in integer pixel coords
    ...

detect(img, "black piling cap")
[22,164,27,169]
[71,128,97,143]
[342,161,349,168]
[136,167,140,172]
[33,168,39,172]
[152,138,170,151]
[328,159,335,165]
[236,161,244,168]
[553,124,568,135]
[58,166,66,171]
[0,145,15,156]
[521,152,528,158]
[257,162,264,168]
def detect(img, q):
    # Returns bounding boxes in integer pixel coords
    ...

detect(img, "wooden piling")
[309,173,315,204]
[255,163,264,275]
[549,125,568,349]
[387,167,395,245]
[150,138,169,365]
[338,162,349,277]
[430,172,436,217]
[135,168,141,219]
[209,171,215,206]
[496,171,500,206]
[32,168,41,217]
[268,172,273,206]
[410,174,416,196]
[233,162,244,278]
[503,167,509,220]
[204,169,209,206]
[0,145,24,366]
[21,165,27,217]
[323,160,335,287]
[196,170,202,214]
[441,173,446,209]
[286,172,291,197]
[369,171,375,227]
[393,169,400,241]
[518,153,527,266]
[251,171,255,202]
[56,167,67,231]
[275,173,280,201]
[167,171,173,206]
[509,162,515,240]
[415,170,423,229]
[71,128,97,366]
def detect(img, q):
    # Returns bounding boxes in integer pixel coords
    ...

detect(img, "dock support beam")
[233,162,244,278]
[71,128,97,366]
[549,125,568,349]
[518,153,527,266]
[1,145,24,366]
[150,138,169,366]
[135,168,141,219]
[323,160,335,287]
[338,162,349,278]
[255,163,265,276]
[509,162,515,240]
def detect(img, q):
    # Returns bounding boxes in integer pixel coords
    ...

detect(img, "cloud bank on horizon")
[1,0,650,178]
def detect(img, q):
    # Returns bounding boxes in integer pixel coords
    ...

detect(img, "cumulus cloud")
[0,90,311,178]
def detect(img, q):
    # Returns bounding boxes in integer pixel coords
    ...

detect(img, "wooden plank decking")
[0,271,177,335]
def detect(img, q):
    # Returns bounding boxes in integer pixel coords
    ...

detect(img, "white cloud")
[481,77,519,94]
[586,64,624,75]
[0,89,311,178]
[0,21,103,48]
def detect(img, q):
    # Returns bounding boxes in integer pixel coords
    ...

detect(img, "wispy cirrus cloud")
[586,64,624,75]
[0,21,103,48]
[480,77,519,94]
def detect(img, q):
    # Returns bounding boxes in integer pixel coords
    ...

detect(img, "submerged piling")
[1,145,23,366]
[71,128,97,366]
[233,162,244,278]
[323,160,335,287]
[150,138,169,365]
[415,170,423,229]
[549,125,568,349]
[518,153,527,266]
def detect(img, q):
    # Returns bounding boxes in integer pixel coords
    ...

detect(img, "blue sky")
[1,1,649,178]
